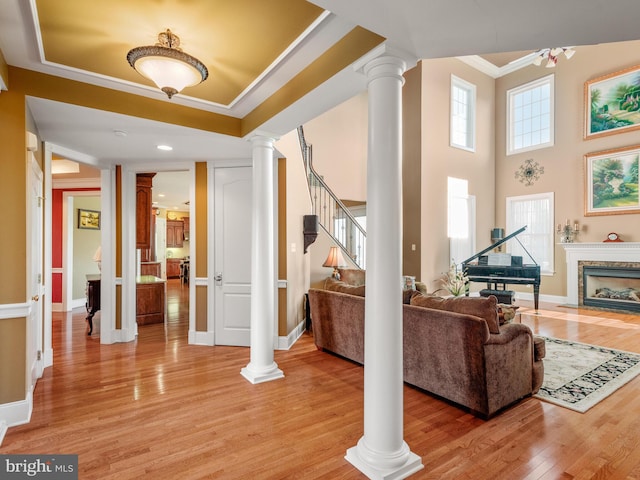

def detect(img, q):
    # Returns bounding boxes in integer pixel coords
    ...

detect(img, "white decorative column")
[345,55,423,479]
[241,134,284,384]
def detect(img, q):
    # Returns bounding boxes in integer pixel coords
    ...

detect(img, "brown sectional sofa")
[308,279,545,418]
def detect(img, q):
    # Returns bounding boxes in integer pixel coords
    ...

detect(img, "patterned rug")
[534,337,640,413]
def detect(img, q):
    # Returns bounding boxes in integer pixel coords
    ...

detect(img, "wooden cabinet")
[136,277,166,325]
[183,216,190,241]
[166,258,181,278]
[140,262,161,277]
[136,173,156,250]
[166,220,184,248]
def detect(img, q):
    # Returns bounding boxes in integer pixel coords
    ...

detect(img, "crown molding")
[52,177,101,189]
[456,52,538,79]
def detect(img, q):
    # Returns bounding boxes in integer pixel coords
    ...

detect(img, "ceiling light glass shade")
[127,30,208,99]
[532,55,544,66]
[563,48,576,59]
[546,57,557,68]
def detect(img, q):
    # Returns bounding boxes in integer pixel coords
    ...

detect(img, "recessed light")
[114,129,127,137]
[158,194,165,197]
[157,145,173,151]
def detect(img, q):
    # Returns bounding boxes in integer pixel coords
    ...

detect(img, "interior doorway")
[134,169,192,338]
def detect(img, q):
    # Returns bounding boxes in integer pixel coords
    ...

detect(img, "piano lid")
[462,226,537,266]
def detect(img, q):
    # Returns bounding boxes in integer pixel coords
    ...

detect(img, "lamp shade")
[323,246,347,268]
[127,29,208,99]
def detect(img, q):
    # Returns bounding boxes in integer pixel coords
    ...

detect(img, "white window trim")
[505,192,555,276]
[450,75,476,152]
[506,74,555,156]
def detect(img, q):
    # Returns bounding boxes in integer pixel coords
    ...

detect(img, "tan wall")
[495,40,640,298]
[420,58,496,293]
[275,131,312,335]
[403,63,423,279]
[302,91,368,202]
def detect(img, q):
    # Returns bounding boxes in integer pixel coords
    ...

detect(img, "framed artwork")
[584,145,640,216]
[585,64,640,139]
[78,209,101,230]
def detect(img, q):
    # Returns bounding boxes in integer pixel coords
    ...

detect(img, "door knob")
[215,273,223,286]
[32,295,39,302]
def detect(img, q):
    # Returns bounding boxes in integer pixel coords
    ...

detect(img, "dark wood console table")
[85,274,101,335]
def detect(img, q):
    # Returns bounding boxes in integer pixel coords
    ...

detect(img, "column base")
[345,443,423,480]
[240,362,284,384]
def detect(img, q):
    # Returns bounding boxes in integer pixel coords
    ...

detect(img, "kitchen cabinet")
[136,276,166,325]
[136,173,155,250]
[166,258,181,278]
[183,216,190,241]
[166,220,184,248]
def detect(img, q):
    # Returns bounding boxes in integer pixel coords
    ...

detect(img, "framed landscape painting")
[584,145,640,216]
[585,64,640,139]
[78,209,101,230]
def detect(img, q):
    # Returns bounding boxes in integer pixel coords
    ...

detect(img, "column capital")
[247,130,280,147]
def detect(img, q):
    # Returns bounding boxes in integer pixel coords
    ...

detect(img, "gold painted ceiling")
[35,0,325,106]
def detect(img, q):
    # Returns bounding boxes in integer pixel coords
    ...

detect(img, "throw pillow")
[337,268,366,286]
[410,294,500,334]
[324,277,366,297]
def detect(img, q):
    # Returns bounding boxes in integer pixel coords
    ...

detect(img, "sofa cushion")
[324,277,366,297]
[337,268,366,286]
[410,294,500,334]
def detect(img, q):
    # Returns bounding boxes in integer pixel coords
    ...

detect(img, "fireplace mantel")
[561,242,640,305]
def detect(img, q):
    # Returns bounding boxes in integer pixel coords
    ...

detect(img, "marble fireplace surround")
[561,242,640,306]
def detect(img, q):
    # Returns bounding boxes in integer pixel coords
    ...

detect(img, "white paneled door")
[27,149,44,389]
[214,166,252,346]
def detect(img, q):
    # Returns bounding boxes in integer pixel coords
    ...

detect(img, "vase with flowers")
[436,260,469,297]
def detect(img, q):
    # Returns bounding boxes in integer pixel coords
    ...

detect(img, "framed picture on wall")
[584,145,640,216]
[585,64,640,139]
[78,208,101,230]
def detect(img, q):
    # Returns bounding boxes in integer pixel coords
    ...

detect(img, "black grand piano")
[462,226,540,312]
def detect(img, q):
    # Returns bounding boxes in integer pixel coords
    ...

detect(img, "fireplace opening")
[582,265,640,313]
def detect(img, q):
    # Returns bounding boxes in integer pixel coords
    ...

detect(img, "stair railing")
[298,126,366,269]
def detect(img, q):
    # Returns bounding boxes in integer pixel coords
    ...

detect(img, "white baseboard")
[0,420,7,447]
[277,319,306,350]
[72,298,86,309]
[515,292,567,306]
[0,391,33,434]
[189,330,215,346]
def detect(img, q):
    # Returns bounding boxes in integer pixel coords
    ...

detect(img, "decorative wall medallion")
[515,158,544,186]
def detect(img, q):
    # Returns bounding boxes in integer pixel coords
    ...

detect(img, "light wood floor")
[3,282,640,479]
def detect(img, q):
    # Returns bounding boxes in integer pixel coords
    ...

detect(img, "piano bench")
[480,289,514,305]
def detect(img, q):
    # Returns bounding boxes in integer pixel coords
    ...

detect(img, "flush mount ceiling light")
[127,29,208,99]
[532,47,576,68]
[157,145,173,151]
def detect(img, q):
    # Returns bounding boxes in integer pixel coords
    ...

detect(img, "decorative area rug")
[534,337,640,413]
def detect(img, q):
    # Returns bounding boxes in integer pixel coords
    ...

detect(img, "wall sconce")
[557,219,580,243]
[323,246,348,279]
[303,215,318,253]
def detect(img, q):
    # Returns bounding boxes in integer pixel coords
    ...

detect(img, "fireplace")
[561,242,640,307]
[580,262,640,313]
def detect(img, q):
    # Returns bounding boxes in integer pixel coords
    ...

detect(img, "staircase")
[298,126,366,269]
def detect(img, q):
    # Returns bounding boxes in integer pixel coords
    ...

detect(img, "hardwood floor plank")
[2,289,640,479]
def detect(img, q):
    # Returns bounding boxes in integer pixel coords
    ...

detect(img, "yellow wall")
[195,162,207,331]
[0,73,28,403]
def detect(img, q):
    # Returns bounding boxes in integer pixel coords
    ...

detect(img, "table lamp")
[323,246,347,280]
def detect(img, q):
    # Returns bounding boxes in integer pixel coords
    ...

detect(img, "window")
[448,177,476,266]
[505,192,554,275]
[507,74,554,155]
[450,76,476,152]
